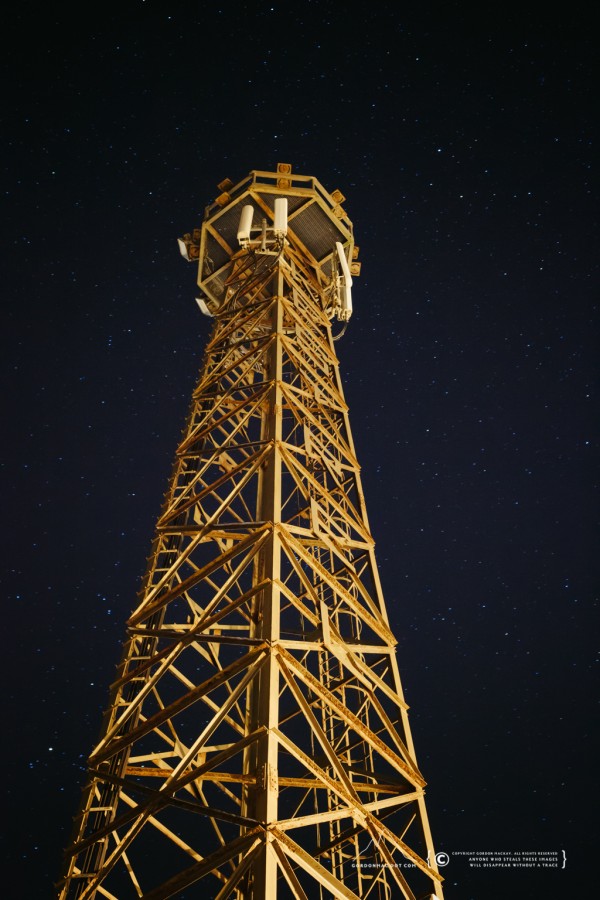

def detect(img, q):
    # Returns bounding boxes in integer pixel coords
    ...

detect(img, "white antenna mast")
[335,241,353,320]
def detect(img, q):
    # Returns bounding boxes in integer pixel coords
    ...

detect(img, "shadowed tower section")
[57,164,444,900]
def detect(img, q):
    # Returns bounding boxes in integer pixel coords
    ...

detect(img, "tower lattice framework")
[57,165,444,900]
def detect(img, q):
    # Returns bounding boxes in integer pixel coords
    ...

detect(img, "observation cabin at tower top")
[177,162,361,322]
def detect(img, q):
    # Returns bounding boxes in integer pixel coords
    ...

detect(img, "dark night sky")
[1,3,597,898]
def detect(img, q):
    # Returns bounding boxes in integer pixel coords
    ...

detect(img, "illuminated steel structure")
[57,164,444,899]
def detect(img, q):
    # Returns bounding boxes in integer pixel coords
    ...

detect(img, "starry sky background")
[2,2,597,898]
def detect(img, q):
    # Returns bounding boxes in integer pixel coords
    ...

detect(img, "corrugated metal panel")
[203,233,229,273]
[209,199,246,250]
[204,270,227,303]
[290,202,344,262]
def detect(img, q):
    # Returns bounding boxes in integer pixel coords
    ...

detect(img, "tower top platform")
[178,163,361,312]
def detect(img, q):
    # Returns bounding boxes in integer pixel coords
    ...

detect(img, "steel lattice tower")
[57,164,444,900]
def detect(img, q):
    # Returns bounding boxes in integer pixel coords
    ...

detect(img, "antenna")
[335,241,353,285]
[340,282,353,317]
[237,205,254,246]
[335,241,353,320]
[237,200,287,252]
[274,197,288,236]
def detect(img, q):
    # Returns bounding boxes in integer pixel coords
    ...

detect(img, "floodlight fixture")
[195,297,213,317]
[177,237,191,261]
